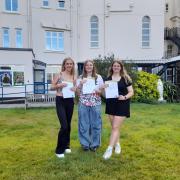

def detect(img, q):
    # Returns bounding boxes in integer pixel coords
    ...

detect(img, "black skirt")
[105,98,130,118]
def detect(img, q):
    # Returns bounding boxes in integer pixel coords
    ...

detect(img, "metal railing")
[0,83,53,103]
[164,27,180,39]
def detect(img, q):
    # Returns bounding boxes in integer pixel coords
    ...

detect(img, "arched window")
[90,15,99,48]
[142,16,150,48]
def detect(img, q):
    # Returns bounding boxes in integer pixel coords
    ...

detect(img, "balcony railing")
[164,27,180,40]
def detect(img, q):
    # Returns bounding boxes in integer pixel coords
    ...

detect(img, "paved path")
[0,104,25,109]
[0,103,55,109]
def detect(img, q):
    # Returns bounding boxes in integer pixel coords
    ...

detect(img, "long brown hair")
[61,57,75,76]
[81,60,98,79]
[108,60,132,84]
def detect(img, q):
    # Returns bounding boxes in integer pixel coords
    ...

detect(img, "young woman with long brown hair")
[77,60,104,152]
[103,60,134,160]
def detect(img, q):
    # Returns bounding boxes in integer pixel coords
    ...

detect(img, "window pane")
[91,23,98,28]
[142,29,150,34]
[58,32,64,51]
[46,31,51,37]
[142,23,149,28]
[5,0,11,11]
[91,16,98,22]
[91,29,98,34]
[91,36,98,41]
[142,36,149,41]
[43,0,49,6]
[143,16,150,23]
[47,73,52,83]
[58,1,65,8]
[46,37,51,49]
[91,42,98,47]
[142,42,149,47]
[45,32,51,49]
[52,32,57,49]
[16,29,22,48]
[12,0,18,11]
[3,29,10,47]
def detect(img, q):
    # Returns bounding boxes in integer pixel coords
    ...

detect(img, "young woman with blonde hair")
[52,57,76,158]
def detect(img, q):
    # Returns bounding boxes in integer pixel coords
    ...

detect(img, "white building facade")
[0,0,165,96]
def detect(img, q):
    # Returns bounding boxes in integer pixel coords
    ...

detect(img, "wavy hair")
[108,60,132,84]
[61,57,75,76]
[81,60,98,79]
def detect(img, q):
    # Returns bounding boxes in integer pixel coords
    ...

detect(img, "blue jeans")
[78,103,102,148]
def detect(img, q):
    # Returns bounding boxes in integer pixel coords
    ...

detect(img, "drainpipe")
[77,0,80,61]
[27,0,32,48]
[103,0,106,56]
[69,0,72,57]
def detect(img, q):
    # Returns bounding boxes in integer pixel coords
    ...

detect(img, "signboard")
[13,71,24,86]
[0,71,12,86]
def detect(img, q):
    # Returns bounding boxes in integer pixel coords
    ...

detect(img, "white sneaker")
[65,149,71,154]
[114,143,121,154]
[56,153,65,158]
[103,146,113,160]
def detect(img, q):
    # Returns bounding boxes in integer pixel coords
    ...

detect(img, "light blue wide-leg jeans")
[78,103,102,148]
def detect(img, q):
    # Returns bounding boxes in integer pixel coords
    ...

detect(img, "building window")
[5,0,18,12]
[165,3,168,12]
[16,29,22,48]
[58,0,65,8]
[43,0,49,7]
[45,31,64,51]
[142,16,150,48]
[3,28,10,47]
[167,45,173,57]
[90,15,99,48]
[46,66,60,85]
[166,68,173,83]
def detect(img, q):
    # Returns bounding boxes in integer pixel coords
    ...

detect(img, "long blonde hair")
[108,60,132,84]
[61,57,75,76]
[81,60,98,79]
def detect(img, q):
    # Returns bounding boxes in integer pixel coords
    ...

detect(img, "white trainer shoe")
[56,153,65,158]
[65,149,71,154]
[103,146,113,160]
[114,143,121,154]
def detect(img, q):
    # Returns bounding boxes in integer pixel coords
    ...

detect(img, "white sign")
[105,81,119,99]
[62,81,75,98]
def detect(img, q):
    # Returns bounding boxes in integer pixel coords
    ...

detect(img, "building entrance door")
[34,69,45,94]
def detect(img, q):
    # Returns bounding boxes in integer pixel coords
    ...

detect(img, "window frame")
[42,0,49,7]
[90,15,99,48]
[142,16,150,48]
[5,0,18,12]
[2,27,10,48]
[58,0,65,9]
[15,28,23,48]
[45,31,64,51]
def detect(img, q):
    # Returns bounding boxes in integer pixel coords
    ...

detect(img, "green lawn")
[0,103,180,180]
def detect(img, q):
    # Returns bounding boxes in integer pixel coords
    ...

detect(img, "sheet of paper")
[82,78,96,94]
[105,81,119,99]
[62,81,75,98]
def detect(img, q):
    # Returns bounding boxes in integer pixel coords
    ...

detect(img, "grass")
[0,103,180,180]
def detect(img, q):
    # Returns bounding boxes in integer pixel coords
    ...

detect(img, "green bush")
[163,81,180,102]
[94,54,137,80]
[94,54,114,79]
[133,71,159,103]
